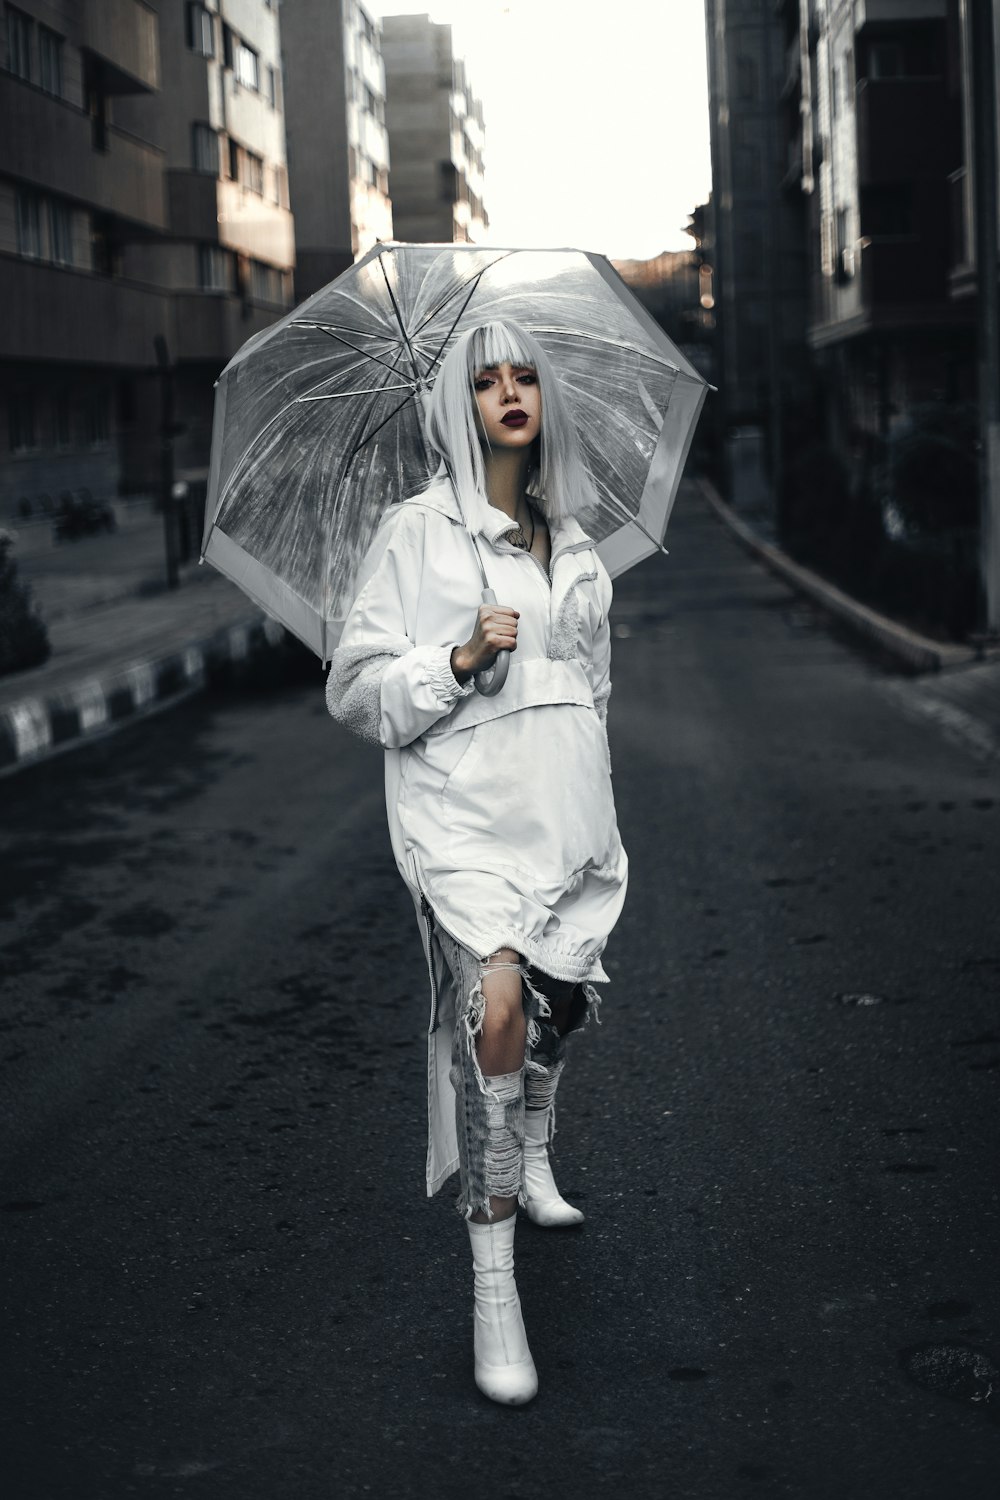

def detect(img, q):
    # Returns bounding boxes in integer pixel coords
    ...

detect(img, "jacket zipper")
[491,535,594,587]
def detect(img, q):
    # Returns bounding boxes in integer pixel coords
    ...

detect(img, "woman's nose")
[499,376,518,402]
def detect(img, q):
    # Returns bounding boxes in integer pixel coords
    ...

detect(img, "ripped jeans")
[432,922,603,1221]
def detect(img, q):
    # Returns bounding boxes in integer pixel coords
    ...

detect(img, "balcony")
[856,76,952,184]
[853,0,947,26]
[0,84,166,230]
[82,0,160,93]
[0,256,170,366]
[166,174,295,268]
[172,292,283,365]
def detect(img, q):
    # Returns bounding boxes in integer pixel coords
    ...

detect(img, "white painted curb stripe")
[74,680,108,732]
[9,698,52,758]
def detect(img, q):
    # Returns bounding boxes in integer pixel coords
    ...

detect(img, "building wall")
[0,0,165,508]
[704,0,811,526]
[282,0,392,300]
[0,0,298,510]
[381,13,487,245]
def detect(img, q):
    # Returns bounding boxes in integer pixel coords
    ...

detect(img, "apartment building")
[280,0,392,301]
[803,0,972,465]
[0,0,164,509]
[380,13,487,245]
[0,0,296,510]
[703,0,810,523]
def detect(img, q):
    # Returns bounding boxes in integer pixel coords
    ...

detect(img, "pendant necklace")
[508,499,535,553]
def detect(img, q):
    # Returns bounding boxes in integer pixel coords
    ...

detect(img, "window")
[82,391,110,446]
[250,259,282,304]
[272,163,286,207]
[198,243,234,292]
[187,3,214,58]
[234,38,259,90]
[267,64,277,109]
[736,55,757,101]
[832,63,840,119]
[861,183,914,237]
[15,189,41,258]
[5,6,32,81]
[228,136,239,180]
[48,199,73,266]
[8,394,36,453]
[868,42,903,79]
[90,214,117,276]
[192,122,220,175]
[54,390,72,447]
[38,24,62,96]
[242,149,264,194]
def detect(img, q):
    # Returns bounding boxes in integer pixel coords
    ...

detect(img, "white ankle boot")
[521,1109,585,1227]
[466,1214,538,1405]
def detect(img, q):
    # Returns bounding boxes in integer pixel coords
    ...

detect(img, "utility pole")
[154,335,179,590]
[969,0,1000,634]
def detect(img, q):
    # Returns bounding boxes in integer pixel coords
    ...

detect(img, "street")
[1,487,997,1499]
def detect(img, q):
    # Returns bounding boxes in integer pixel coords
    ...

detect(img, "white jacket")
[325,476,628,1195]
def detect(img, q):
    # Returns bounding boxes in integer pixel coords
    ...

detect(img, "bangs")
[468,322,535,373]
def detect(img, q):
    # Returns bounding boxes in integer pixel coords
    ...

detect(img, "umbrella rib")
[309,324,411,380]
[378,251,422,386]
[595,489,668,553]
[420,270,496,377]
[347,389,418,460]
[410,250,516,346]
[528,326,681,372]
[297,383,414,401]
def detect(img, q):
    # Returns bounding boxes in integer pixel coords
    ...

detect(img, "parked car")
[54,490,117,541]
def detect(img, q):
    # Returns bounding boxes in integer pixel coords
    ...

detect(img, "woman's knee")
[479,948,525,1033]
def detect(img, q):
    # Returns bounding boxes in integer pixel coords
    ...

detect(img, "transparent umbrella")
[201,242,711,663]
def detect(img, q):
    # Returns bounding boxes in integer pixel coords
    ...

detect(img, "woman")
[325,319,628,1405]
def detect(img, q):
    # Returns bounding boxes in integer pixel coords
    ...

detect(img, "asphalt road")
[1,484,997,1500]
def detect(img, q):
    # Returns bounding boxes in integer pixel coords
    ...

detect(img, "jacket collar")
[404,477,596,559]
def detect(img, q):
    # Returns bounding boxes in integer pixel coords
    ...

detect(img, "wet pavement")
[1,483,997,1498]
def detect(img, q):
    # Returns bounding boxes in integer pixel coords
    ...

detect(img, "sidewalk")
[0,501,289,775]
[1,482,998,777]
[699,477,1000,765]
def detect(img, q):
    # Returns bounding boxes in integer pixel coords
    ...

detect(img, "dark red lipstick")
[501,411,529,427]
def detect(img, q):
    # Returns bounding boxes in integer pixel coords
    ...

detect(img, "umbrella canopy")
[201,242,710,660]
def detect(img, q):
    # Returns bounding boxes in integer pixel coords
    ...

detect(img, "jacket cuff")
[431,643,477,703]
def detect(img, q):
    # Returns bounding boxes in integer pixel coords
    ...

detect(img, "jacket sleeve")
[325,509,475,749]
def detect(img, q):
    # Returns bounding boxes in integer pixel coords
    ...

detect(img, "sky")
[372,0,713,262]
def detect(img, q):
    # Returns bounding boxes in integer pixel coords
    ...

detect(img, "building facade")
[804,0,973,474]
[0,0,296,512]
[280,0,392,301]
[703,0,811,527]
[381,13,487,245]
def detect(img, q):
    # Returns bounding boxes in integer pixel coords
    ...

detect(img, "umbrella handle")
[473,588,510,697]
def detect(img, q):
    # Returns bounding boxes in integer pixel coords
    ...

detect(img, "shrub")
[0,531,50,676]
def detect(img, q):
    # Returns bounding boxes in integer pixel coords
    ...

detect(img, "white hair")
[424,319,598,524]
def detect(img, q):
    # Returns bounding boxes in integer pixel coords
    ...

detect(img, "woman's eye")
[473,378,493,391]
[517,373,537,385]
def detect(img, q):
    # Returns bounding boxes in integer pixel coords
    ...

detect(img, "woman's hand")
[451,604,519,683]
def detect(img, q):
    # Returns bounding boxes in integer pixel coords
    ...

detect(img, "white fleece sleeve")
[585,558,614,726]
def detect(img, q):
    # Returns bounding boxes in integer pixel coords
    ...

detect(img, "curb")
[0,612,288,777]
[698,477,987,675]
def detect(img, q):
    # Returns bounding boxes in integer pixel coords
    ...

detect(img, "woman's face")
[472,361,541,450]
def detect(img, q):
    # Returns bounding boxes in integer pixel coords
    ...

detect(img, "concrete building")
[1,0,163,511]
[280,0,392,301]
[381,13,487,244]
[1,0,296,512]
[802,0,973,473]
[703,0,811,528]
